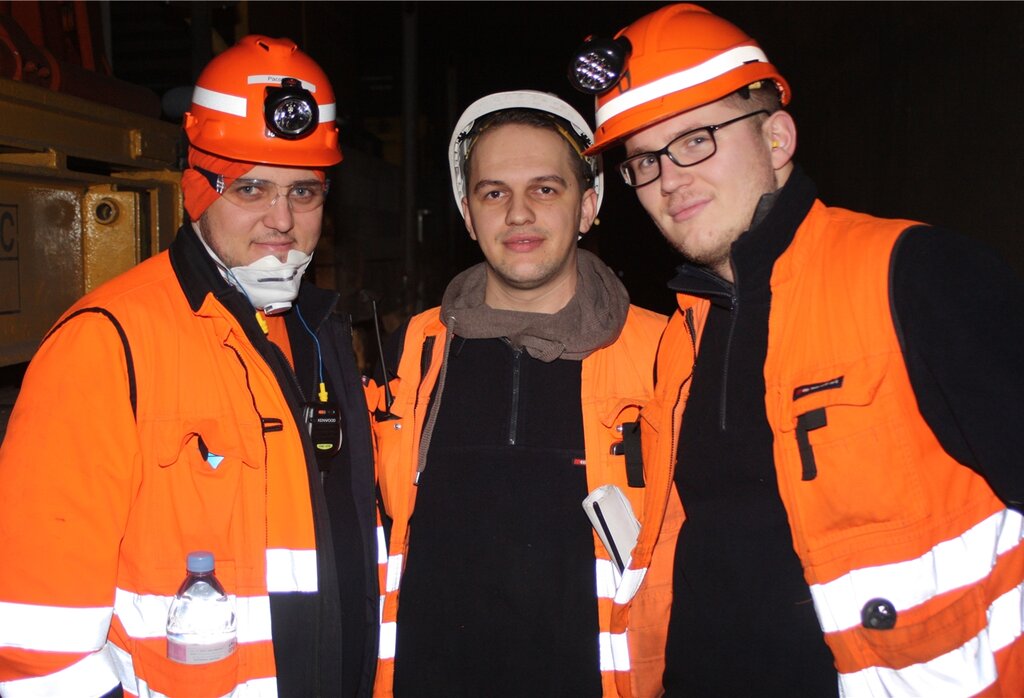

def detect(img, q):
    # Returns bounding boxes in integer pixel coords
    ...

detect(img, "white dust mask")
[227,250,312,315]
[195,223,312,315]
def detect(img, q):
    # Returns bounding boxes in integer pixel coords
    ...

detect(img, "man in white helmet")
[368,91,666,696]
[0,36,378,697]
[570,3,1024,697]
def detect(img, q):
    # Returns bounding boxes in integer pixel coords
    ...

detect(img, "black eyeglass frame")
[618,109,770,188]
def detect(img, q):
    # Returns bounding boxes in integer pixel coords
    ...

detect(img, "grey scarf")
[439,249,630,362]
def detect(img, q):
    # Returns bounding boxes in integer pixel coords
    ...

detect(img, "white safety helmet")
[447,90,604,219]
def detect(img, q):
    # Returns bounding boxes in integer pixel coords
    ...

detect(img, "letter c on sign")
[0,210,14,254]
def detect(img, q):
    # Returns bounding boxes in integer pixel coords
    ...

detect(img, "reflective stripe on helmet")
[194,84,336,124]
[595,45,769,129]
[192,85,247,118]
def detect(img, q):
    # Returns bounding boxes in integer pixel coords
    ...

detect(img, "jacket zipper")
[225,334,332,691]
[669,263,735,432]
[270,341,308,400]
[647,307,696,567]
[508,346,522,445]
[719,258,740,432]
[670,307,698,483]
[250,310,339,694]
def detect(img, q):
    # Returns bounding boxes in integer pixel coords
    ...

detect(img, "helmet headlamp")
[264,77,319,140]
[568,36,632,95]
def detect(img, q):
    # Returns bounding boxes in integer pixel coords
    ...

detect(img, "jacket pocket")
[132,633,242,698]
[836,583,990,691]
[599,398,646,489]
[145,420,263,576]
[775,354,927,534]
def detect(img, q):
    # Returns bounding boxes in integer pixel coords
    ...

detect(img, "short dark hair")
[721,80,784,115]
[461,108,595,195]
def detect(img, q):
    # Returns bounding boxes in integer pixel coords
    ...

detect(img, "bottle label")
[167,634,237,664]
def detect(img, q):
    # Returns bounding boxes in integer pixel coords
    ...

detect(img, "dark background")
[109,1,1024,316]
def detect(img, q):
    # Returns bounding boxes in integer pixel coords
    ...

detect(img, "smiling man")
[368,91,666,697]
[570,4,1024,697]
[463,122,588,312]
[0,36,378,697]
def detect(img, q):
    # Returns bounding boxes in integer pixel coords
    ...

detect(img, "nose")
[262,192,295,232]
[658,153,695,194]
[504,192,535,227]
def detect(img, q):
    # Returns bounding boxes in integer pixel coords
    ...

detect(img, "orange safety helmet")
[183,35,342,167]
[569,3,790,155]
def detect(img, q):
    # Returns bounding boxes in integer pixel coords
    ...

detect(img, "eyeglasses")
[618,110,769,188]
[196,166,329,212]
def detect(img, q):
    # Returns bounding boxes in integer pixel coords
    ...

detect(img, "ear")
[461,197,478,241]
[577,187,598,236]
[764,110,797,170]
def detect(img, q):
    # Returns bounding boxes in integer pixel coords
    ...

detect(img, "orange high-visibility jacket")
[367,304,667,697]
[0,231,377,697]
[626,200,1024,697]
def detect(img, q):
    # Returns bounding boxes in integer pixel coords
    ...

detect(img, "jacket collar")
[668,166,817,306]
[438,249,630,362]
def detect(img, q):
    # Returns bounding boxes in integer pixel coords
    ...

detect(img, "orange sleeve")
[0,311,139,680]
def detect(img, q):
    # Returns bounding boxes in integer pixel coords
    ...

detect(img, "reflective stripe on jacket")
[0,228,375,697]
[634,200,1024,696]
[368,305,666,697]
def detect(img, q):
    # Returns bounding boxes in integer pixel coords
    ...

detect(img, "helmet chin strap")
[193,222,312,315]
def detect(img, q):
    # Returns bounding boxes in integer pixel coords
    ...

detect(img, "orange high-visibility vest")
[627,200,1024,697]
[368,304,666,697]
[0,251,338,697]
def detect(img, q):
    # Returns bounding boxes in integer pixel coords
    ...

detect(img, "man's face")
[199,164,324,268]
[624,99,779,280]
[462,124,597,312]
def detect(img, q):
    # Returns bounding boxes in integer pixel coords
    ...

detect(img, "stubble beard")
[665,165,778,277]
[491,249,573,292]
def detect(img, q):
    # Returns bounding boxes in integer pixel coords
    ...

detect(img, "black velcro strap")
[795,408,827,481]
[420,335,435,377]
[622,420,645,488]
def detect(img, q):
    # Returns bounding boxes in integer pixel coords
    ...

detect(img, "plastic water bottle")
[166,551,237,664]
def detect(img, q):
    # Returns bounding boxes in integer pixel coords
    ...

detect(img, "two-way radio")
[295,305,342,460]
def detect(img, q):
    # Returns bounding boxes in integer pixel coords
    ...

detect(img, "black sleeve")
[892,226,1024,511]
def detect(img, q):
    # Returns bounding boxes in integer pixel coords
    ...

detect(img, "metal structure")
[0,1,182,368]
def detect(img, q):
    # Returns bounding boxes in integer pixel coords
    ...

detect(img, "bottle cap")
[186,551,215,573]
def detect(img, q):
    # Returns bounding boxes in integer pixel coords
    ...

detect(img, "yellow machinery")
[0,2,182,367]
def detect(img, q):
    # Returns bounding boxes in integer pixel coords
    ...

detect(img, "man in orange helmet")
[0,36,378,696]
[571,4,1024,696]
